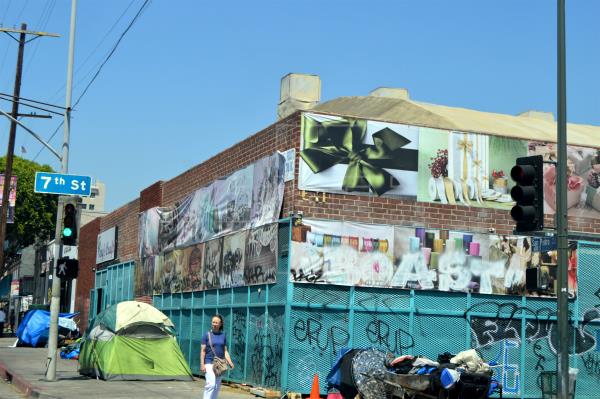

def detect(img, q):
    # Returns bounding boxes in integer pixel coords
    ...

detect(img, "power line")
[34,0,151,162]
[0,91,66,109]
[32,120,62,161]
[24,0,57,75]
[73,0,151,107]
[0,95,61,115]
[47,0,138,104]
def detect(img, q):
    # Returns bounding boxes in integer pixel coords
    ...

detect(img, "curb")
[0,359,60,399]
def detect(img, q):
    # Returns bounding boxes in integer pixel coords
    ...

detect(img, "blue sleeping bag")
[16,310,78,347]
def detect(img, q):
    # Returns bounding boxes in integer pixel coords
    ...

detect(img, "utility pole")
[46,0,77,381]
[556,1,570,397]
[0,24,59,275]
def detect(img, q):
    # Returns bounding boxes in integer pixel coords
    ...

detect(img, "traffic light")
[510,155,544,233]
[56,257,79,280]
[61,199,78,246]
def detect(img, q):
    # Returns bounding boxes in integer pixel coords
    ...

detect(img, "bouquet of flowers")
[429,149,448,179]
[491,170,505,180]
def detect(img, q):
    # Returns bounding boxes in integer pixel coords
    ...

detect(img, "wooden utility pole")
[0,24,59,276]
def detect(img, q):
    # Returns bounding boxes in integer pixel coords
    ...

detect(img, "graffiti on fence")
[582,352,600,379]
[487,340,521,395]
[466,302,600,356]
[292,315,350,356]
[231,309,246,376]
[264,312,284,387]
[364,319,414,354]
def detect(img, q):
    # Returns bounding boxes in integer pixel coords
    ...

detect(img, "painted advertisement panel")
[290,218,577,297]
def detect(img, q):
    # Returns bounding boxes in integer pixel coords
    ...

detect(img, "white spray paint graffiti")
[438,250,506,294]
[488,340,521,395]
[390,252,436,289]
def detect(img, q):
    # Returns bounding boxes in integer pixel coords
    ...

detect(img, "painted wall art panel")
[299,113,419,197]
[290,218,577,297]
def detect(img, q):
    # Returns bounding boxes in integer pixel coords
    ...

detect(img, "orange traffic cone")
[309,373,320,399]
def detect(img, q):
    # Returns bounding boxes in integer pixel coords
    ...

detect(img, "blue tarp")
[16,310,78,347]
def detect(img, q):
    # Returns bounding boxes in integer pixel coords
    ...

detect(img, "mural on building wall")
[137,152,284,257]
[148,223,279,294]
[417,130,527,210]
[529,142,600,219]
[202,238,223,290]
[138,207,160,257]
[136,152,284,295]
[245,223,278,285]
[300,112,600,221]
[290,218,577,297]
[182,243,204,291]
[251,155,285,227]
[298,113,419,197]
[135,255,159,297]
[220,231,247,288]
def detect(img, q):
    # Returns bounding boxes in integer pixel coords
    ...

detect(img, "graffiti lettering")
[291,268,324,283]
[582,353,600,379]
[231,310,246,369]
[293,317,349,355]
[365,319,414,354]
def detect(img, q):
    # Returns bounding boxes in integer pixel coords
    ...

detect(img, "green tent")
[78,301,193,381]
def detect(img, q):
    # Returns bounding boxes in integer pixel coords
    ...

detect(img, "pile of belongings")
[16,310,79,347]
[327,348,500,399]
[60,338,82,360]
[387,349,500,399]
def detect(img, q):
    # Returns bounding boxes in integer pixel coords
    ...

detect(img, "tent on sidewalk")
[78,301,192,381]
[16,309,79,347]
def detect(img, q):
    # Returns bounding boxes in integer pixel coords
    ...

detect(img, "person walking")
[0,307,5,337]
[201,314,234,399]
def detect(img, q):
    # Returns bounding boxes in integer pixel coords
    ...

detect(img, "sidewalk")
[0,338,256,399]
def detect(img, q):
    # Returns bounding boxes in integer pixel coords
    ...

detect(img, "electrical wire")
[32,120,63,161]
[73,0,151,108]
[15,0,30,23]
[1,0,12,25]
[34,0,152,161]
[0,95,62,115]
[0,91,66,109]
[24,0,56,75]
[47,0,138,104]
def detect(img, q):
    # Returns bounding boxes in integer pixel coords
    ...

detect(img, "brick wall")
[98,199,140,266]
[76,112,300,313]
[74,217,101,331]
[140,181,163,212]
[161,112,299,209]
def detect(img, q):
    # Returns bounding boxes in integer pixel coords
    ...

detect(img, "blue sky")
[0,0,598,211]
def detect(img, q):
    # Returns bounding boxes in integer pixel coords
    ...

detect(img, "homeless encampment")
[78,301,193,381]
[16,310,78,347]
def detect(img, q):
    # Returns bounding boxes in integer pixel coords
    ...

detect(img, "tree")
[0,156,57,273]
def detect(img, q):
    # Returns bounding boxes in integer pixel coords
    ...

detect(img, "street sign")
[34,172,91,196]
[532,236,557,252]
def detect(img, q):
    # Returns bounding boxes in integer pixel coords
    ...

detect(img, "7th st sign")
[34,172,92,196]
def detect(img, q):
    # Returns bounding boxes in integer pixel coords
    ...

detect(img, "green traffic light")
[63,227,73,237]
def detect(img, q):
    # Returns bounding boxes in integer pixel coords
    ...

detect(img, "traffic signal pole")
[45,0,77,382]
[556,0,570,397]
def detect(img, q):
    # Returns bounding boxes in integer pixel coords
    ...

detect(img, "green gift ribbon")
[300,115,418,195]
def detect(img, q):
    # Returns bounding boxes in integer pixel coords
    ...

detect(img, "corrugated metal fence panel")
[90,261,135,324]
[230,307,248,382]
[573,242,600,397]
[154,222,291,391]
[149,227,600,398]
